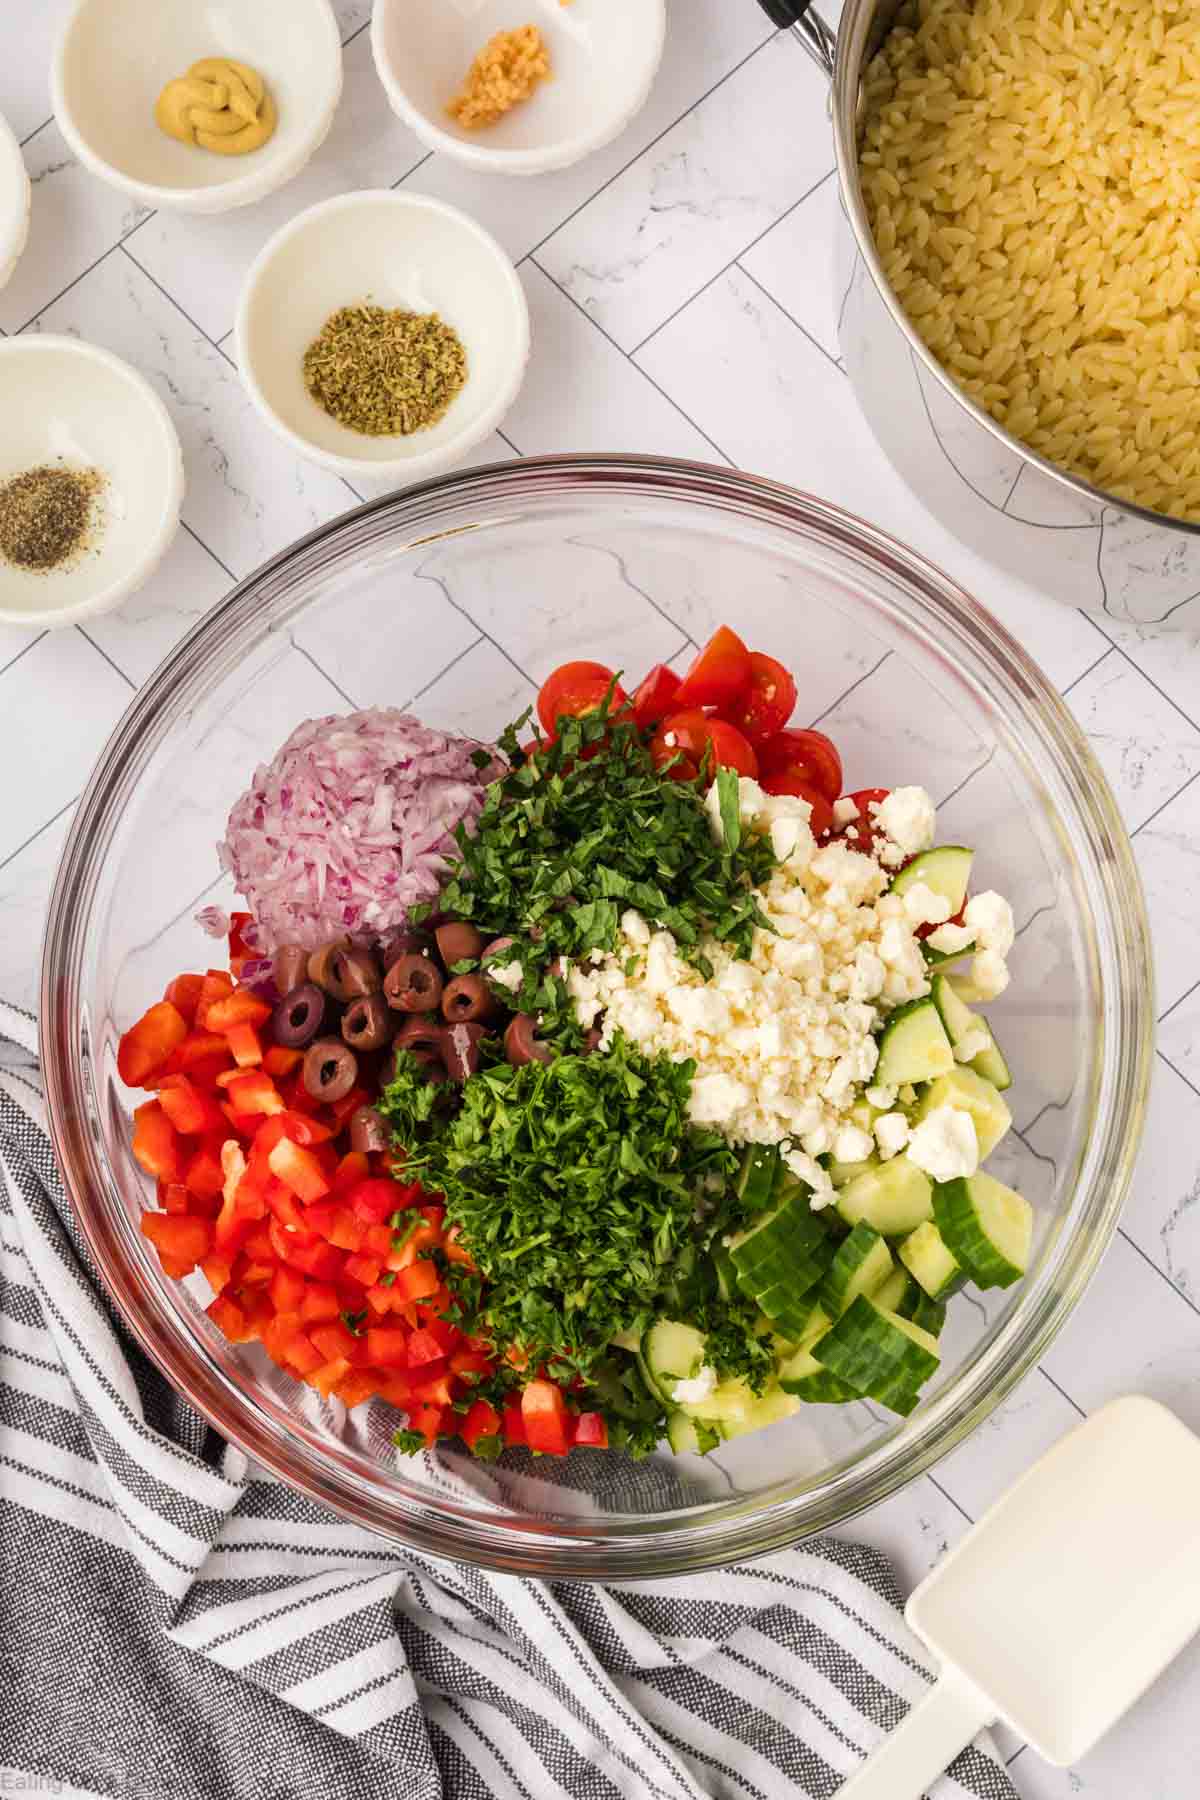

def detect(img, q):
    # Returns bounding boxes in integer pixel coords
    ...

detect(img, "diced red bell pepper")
[163,973,205,1023]
[342,1252,382,1289]
[283,1332,325,1377]
[325,1209,367,1253]
[267,1182,313,1238]
[226,1071,285,1119]
[159,1181,191,1215]
[226,1021,264,1068]
[365,1325,409,1368]
[364,1281,403,1316]
[410,1371,456,1407]
[443,1226,478,1271]
[521,1379,570,1456]
[422,1316,461,1356]
[268,1137,331,1203]
[163,1031,232,1087]
[132,1100,183,1182]
[392,1260,440,1304]
[205,989,272,1034]
[183,1139,226,1203]
[228,912,255,969]
[460,1398,502,1450]
[194,970,235,1028]
[158,1073,227,1137]
[406,1327,447,1369]
[502,1398,527,1447]
[328,1086,372,1130]
[118,1002,189,1088]
[332,1369,383,1408]
[140,1209,212,1271]
[200,1249,234,1294]
[253,1111,333,1153]
[450,1347,496,1380]
[261,1309,304,1368]
[332,1150,370,1193]
[407,1402,447,1445]
[206,1293,254,1341]
[310,1319,362,1364]
[311,1357,353,1398]
[363,1221,394,1258]
[262,1044,303,1079]
[270,1264,308,1312]
[299,1282,341,1325]
[376,1370,414,1406]
[282,1235,346,1282]
[572,1411,609,1449]
[348,1178,405,1226]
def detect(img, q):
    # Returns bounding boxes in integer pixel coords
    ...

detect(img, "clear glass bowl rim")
[40,453,1155,1578]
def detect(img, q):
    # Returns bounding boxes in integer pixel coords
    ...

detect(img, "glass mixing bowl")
[41,455,1153,1577]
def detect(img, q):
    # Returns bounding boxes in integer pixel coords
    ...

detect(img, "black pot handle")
[757,0,814,23]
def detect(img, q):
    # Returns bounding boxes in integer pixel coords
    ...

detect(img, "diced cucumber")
[785,1368,861,1404]
[736,1143,780,1210]
[875,997,955,1089]
[836,1155,933,1237]
[873,1265,916,1314]
[922,937,976,971]
[930,973,1013,1094]
[933,1172,1033,1289]
[718,1385,801,1438]
[890,846,973,915]
[820,1223,894,1317]
[609,1326,641,1352]
[916,1065,1012,1158]
[755,1281,832,1343]
[667,1412,724,1455]
[811,1297,940,1416]
[898,1220,963,1299]
[713,1244,738,1302]
[898,1284,947,1336]
[775,1304,835,1392]
[730,1188,832,1298]
[640,1321,706,1405]
[828,1154,877,1189]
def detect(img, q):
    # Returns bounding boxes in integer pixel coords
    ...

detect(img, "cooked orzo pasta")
[859,0,1200,524]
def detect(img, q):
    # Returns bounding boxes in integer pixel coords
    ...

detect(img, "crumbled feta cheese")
[926,921,976,955]
[832,795,859,827]
[770,813,816,869]
[688,1071,753,1126]
[965,891,1015,955]
[666,986,732,1036]
[873,1111,911,1160]
[873,787,936,868]
[954,1027,991,1063]
[865,1084,897,1110]
[833,1124,874,1164]
[906,1107,979,1181]
[621,909,651,948]
[782,1146,835,1208]
[489,958,525,994]
[969,948,1010,1000]
[673,1364,718,1405]
[900,881,952,928]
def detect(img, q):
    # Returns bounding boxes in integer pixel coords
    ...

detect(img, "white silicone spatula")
[837,1395,1200,1797]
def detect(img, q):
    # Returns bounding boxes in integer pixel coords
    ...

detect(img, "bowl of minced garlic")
[371,0,666,175]
[51,0,343,212]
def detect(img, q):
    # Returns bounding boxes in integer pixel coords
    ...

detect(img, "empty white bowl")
[52,0,342,213]
[0,109,31,289]
[371,0,666,175]
[0,336,184,628]
[235,189,531,481]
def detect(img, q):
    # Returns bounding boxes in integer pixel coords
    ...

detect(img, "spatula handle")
[835,1665,995,1800]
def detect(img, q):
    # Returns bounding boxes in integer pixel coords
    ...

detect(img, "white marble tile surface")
[3,12,1200,1795]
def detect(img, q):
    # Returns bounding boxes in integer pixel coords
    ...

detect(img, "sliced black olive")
[272,982,326,1048]
[435,921,486,968]
[349,1104,388,1154]
[341,991,392,1052]
[384,952,444,1013]
[393,1018,446,1071]
[384,929,433,968]
[441,974,499,1024]
[504,1014,555,1067]
[272,943,308,995]
[324,945,382,1002]
[582,1029,603,1054]
[307,936,352,992]
[481,935,516,962]
[302,1037,359,1103]
[442,1022,488,1082]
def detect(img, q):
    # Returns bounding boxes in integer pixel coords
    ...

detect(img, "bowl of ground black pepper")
[234,190,530,482]
[0,336,183,628]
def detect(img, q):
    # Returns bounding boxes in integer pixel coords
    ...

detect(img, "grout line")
[1130,764,1200,839]
[495,428,523,458]
[292,640,359,710]
[1117,1220,1200,1325]
[1159,975,1200,1026]
[409,564,539,690]
[0,632,48,683]
[75,626,136,691]
[1159,1046,1200,1105]
[406,634,488,710]
[0,796,77,876]
[734,260,845,376]
[119,205,158,249]
[1037,1364,1087,1421]
[1088,623,1200,740]
[121,241,228,355]
[1059,643,1115,699]
[391,149,434,190]
[521,26,781,265]
[180,519,237,585]
[529,255,736,467]
[629,167,836,359]
[927,1472,974,1525]
[341,16,370,47]
[341,476,366,506]
[933,744,996,815]
[15,237,126,334]
[1005,1744,1027,1769]
[19,116,53,149]
[808,650,892,729]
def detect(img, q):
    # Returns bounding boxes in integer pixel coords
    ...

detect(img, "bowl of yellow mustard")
[51,0,343,214]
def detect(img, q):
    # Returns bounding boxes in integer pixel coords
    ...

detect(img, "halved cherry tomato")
[835,787,890,855]
[757,727,843,803]
[631,663,682,731]
[650,709,758,780]
[760,771,833,839]
[118,1001,188,1088]
[727,651,797,746]
[673,625,752,711]
[536,661,627,736]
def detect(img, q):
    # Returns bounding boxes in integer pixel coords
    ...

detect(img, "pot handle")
[755,0,837,78]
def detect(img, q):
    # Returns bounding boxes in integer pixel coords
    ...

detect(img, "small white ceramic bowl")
[51,0,342,214]
[235,190,531,481]
[371,0,666,175]
[0,110,31,290]
[0,336,184,629]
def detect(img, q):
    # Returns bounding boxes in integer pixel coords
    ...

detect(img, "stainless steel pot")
[758,0,1200,628]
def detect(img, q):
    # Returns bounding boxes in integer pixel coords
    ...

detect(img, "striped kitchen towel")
[0,999,1017,1800]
